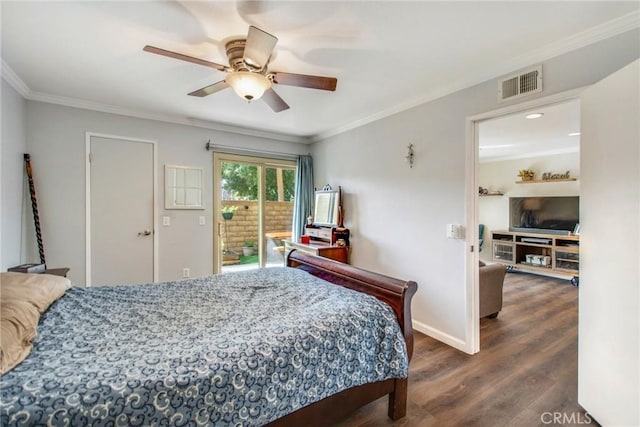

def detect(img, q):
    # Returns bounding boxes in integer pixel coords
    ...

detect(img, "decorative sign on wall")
[516,169,577,184]
[542,171,571,180]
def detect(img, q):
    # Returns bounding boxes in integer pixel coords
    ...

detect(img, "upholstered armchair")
[479,261,507,319]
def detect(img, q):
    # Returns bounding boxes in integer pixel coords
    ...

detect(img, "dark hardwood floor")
[334,271,597,427]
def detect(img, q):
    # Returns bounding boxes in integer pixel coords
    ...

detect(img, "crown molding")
[1,61,309,144]
[27,90,310,143]
[26,91,310,144]
[310,10,640,142]
[1,59,29,96]
[528,9,640,60]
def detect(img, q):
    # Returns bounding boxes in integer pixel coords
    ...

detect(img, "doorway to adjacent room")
[466,90,582,353]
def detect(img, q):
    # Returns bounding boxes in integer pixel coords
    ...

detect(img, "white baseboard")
[413,319,471,354]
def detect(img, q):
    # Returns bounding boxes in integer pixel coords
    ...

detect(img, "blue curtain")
[292,155,314,242]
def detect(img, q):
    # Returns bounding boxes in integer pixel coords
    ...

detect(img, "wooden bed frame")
[269,250,418,427]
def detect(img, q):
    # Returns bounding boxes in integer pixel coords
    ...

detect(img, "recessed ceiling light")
[568,132,581,136]
[525,113,544,119]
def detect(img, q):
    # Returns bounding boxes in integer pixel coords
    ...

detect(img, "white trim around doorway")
[464,87,586,354]
[85,132,158,286]
[212,152,296,274]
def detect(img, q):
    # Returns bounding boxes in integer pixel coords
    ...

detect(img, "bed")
[0,250,417,426]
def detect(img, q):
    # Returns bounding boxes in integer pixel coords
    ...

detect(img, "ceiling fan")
[143,26,337,112]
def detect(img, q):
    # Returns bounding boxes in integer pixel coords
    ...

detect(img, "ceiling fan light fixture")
[226,71,271,101]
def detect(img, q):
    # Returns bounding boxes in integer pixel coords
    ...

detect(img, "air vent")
[498,66,542,102]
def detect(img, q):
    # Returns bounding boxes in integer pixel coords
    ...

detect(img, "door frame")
[464,88,584,354]
[85,132,158,286]
[213,152,296,274]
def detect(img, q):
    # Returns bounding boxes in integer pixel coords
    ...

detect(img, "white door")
[87,134,157,286]
[578,59,639,426]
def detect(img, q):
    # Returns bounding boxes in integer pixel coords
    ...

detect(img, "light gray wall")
[1,78,27,270]
[579,59,639,426]
[24,102,308,284]
[479,152,580,262]
[311,29,639,347]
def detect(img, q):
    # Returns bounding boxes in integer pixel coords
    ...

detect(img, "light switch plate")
[163,216,170,226]
[199,216,205,225]
[447,224,464,239]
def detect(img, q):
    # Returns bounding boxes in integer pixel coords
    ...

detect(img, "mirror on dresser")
[313,188,341,227]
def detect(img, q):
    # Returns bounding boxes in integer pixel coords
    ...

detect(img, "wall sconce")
[405,144,415,168]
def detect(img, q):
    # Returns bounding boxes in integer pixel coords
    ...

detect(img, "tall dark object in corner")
[24,153,46,266]
[11,154,69,277]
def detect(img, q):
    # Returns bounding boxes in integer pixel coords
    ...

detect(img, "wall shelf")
[480,192,504,196]
[516,178,577,184]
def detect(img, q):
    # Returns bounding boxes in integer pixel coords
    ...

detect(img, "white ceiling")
[479,99,580,162]
[1,1,638,144]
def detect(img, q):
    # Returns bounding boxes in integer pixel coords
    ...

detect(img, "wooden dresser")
[287,186,350,264]
[284,225,349,264]
[284,240,349,264]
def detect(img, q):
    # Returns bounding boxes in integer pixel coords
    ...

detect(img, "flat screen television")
[509,196,579,235]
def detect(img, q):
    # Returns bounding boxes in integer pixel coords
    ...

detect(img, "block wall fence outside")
[221,200,293,253]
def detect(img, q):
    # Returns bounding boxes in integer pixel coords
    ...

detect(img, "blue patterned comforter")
[1,267,408,426]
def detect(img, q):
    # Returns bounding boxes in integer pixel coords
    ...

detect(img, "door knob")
[138,229,152,236]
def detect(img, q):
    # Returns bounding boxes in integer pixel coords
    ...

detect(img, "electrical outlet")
[182,268,190,278]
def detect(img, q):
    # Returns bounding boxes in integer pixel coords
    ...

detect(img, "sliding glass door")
[213,153,296,274]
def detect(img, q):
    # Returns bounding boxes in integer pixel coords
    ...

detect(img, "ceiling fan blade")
[143,45,227,72]
[188,80,229,97]
[262,88,290,112]
[270,71,337,91]
[243,26,278,69]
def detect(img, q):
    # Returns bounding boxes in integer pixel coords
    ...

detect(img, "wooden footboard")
[271,250,418,426]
